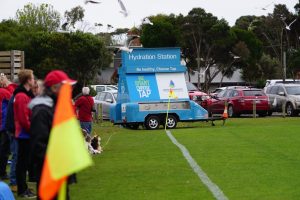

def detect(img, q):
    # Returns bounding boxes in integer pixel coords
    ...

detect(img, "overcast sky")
[0,0,298,32]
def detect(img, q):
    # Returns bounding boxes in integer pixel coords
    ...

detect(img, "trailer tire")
[145,115,160,130]
[165,115,177,129]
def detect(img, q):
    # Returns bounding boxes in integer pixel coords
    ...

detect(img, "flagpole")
[165,89,171,130]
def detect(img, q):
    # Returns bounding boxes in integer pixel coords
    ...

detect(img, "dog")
[82,129,102,154]
[91,134,102,153]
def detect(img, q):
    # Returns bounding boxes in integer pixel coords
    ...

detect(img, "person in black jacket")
[29,70,76,199]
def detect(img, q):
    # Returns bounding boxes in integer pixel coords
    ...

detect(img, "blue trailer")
[110,48,214,130]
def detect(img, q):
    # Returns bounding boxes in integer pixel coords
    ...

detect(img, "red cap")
[44,70,76,87]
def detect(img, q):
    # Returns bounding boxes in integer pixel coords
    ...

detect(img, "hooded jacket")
[13,85,34,139]
[29,95,55,163]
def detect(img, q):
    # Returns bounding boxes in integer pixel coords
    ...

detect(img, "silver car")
[94,90,118,119]
[265,84,300,116]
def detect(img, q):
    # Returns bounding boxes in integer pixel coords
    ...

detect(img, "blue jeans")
[9,136,17,186]
[80,122,92,135]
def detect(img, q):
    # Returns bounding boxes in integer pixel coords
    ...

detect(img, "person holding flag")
[29,70,92,199]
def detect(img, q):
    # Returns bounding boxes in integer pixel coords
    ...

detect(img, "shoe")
[10,185,17,193]
[18,189,36,199]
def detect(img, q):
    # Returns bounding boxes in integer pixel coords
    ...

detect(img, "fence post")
[253,99,256,118]
[97,104,103,124]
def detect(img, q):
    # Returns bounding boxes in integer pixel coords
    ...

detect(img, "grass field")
[66,118,300,200]
[13,118,299,199]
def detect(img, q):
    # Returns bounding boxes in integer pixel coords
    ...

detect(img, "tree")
[64,6,85,30]
[180,8,236,91]
[240,4,298,80]
[258,53,281,79]
[16,3,60,32]
[0,20,29,50]
[26,31,112,93]
[231,28,263,83]
[140,14,180,47]
[288,49,300,78]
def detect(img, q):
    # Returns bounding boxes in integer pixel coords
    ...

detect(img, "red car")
[202,87,270,117]
[186,82,209,104]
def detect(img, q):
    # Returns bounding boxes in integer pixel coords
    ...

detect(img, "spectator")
[0,77,12,180]
[13,69,35,198]
[2,77,18,192]
[32,80,44,97]
[75,87,95,134]
[29,70,76,199]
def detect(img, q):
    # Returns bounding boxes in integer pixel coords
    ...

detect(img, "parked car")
[265,79,300,87]
[263,79,300,92]
[202,87,269,117]
[186,82,209,103]
[91,85,118,93]
[210,86,250,96]
[210,87,227,96]
[265,84,300,116]
[94,90,118,119]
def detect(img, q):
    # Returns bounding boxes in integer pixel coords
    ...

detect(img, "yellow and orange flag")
[39,83,93,200]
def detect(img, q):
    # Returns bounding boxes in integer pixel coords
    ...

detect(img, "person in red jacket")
[0,82,12,180]
[13,69,36,198]
[75,87,94,134]
[0,74,18,191]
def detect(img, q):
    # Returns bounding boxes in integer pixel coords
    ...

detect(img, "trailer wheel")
[165,115,177,129]
[145,115,160,130]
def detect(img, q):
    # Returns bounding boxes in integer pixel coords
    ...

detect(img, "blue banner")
[122,48,186,73]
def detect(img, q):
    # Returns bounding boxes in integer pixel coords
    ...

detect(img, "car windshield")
[243,90,264,96]
[186,82,199,91]
[212,88,223,93]
[285,86,300,95]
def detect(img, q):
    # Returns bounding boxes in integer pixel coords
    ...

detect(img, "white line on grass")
[103,132,117,148]
[165,130,228,200]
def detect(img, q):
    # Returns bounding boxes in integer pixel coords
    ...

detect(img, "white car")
[94,90,118,119]
[90,85,118,93]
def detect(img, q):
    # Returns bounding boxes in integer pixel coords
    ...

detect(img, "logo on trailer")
[135,76,151,98]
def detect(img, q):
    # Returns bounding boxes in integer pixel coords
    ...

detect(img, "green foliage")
[16,3,60,32]
[64,6,85,29]
[140,14,180,47]
[0,20,29,50]
[259,53,281,79]
[89,86,97,97]
[24,31,111,94]
[288,49,300,77]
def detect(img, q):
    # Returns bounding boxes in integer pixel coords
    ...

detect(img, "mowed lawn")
[70,118,300,200]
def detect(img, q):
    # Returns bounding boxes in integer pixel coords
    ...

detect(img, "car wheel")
[286,103,295,116]
[228,105,234,118]
[145,115,160,130]
[267,111,273,116]
[165,115,177,129]
[258,112,267,117]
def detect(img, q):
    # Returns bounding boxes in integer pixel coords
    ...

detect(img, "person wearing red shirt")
[13,69,36,198]
[75,87,94,134]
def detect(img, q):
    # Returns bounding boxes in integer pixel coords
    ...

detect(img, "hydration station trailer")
[110,48,216,130]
